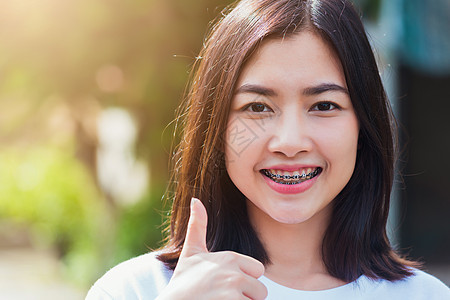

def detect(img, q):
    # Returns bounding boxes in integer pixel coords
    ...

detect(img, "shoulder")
[358,268,450,299]
[86,251,173,300]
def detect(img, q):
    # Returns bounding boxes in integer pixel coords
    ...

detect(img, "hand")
[157,198,267,300]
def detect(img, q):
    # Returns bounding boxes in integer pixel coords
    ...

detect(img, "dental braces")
[263,168,320,180]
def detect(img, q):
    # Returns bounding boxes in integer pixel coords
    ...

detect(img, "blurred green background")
[0,0,449,298]
[0,0,232,297]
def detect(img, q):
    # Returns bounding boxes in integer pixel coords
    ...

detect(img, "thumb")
[180,197,208,258]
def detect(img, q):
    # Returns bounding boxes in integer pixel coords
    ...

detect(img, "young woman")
[87,0,450,299]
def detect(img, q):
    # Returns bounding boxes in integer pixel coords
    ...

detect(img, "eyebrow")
[234,84,276,96]
[303,83,349,96]
[234,83,349,96]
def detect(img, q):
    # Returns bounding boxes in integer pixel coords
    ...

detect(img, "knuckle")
[223,272,245,292]
[219,251,239,264]
[224,272,243,288]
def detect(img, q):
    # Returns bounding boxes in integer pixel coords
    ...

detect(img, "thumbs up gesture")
[157,198,268,300]
[180,197,209,258]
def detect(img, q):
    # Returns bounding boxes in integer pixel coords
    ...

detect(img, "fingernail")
[191,197,199,209]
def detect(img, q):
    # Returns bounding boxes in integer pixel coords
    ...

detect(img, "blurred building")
[396,0,450,267]
[362,0,450,280]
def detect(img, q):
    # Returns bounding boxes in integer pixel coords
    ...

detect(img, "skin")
[158,31,359,299]
[225,31,359,290]
[157,198,267,300]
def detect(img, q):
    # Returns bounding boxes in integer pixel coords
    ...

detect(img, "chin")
[267,209,313,225]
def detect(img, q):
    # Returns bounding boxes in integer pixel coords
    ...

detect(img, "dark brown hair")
[158,0,418,282]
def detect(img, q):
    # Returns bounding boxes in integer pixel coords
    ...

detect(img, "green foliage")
[0,145,173,287]
[0,146,108,285]
[0,0,235,289]
[113,187,168,265]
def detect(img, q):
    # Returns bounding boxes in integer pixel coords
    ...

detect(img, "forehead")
[236,31,346,90]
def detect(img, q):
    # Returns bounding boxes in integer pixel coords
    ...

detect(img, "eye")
[311,101,340,111]
[242,102,273,113]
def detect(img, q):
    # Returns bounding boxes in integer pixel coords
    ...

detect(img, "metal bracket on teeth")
[273,173,307,180]
[264,169,319,180]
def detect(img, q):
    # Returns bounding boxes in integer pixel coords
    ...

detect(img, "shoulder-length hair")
[158,0,418,282]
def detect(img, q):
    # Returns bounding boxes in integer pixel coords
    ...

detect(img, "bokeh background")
[0,0,449,298]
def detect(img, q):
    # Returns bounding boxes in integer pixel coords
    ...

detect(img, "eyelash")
[311,101,341,111]
[241,101,341,113]
[241,102,273,113]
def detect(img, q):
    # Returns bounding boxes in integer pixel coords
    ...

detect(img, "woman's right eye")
[242,102,272,113]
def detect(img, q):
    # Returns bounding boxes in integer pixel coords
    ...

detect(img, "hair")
[158,0,419,282]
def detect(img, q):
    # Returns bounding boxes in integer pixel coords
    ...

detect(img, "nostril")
[267,124,313,157]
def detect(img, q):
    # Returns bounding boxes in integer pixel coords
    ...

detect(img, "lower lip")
[261,171,319,194]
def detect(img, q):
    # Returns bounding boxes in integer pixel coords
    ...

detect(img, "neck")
[247,201,344,290]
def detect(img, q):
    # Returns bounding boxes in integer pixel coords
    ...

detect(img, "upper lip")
[261,164,321,172]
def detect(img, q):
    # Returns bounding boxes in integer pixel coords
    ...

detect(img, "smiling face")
[224,31,359,226]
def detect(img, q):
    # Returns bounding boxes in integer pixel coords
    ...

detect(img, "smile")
[261,168,322,185]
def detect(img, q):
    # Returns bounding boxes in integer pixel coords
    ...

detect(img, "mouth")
[260,167,322,185]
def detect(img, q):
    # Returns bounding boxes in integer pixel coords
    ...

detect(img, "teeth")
[263,168,320,184]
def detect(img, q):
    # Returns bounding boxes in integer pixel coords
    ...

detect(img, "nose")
[267,110,313,157]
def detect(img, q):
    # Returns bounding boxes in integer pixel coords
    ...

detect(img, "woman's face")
[225,31,359,225]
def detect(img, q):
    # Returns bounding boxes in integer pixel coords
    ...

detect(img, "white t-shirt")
[86,252,450,300]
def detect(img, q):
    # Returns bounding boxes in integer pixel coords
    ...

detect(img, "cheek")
[315,118,359,165]
[225,119,253,179]
[224,117,268,163]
